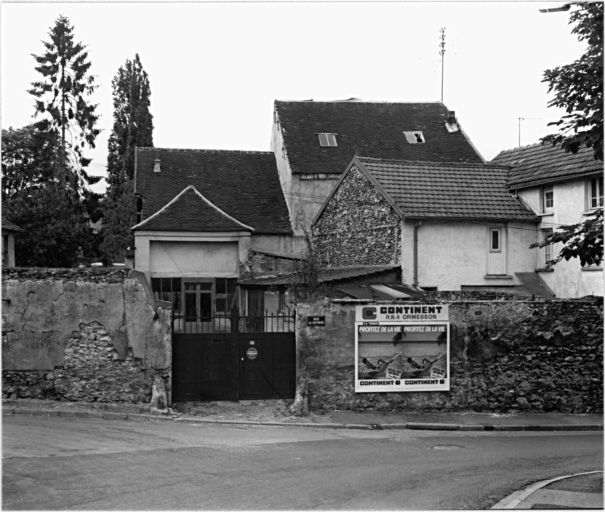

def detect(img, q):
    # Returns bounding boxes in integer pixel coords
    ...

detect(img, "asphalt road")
[2,415,602,510]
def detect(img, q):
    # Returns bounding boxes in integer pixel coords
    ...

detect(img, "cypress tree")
[100,54,154,263]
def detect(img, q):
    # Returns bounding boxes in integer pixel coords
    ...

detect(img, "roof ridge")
[356,156,509,169]
[136,147,272,155]
[496,142,545,155]
[274,99,445,106]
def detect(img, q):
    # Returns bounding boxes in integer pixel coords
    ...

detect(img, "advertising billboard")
[355,304,450,392]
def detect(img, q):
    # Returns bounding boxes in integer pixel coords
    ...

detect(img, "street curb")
[490,470,603,509]
[3,407,603,431]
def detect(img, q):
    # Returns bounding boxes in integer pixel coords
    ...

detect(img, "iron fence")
[171,310,295,334]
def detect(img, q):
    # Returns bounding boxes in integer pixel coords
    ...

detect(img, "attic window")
[403,131,425,144]
[153,158,161,173]
[445,111,459,133]
[317,133,337,147]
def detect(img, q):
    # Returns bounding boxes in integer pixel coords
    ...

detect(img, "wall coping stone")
[2,267,129,283]
[327,297,603,306]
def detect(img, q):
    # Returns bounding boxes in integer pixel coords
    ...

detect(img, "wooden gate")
[171,310,295,402]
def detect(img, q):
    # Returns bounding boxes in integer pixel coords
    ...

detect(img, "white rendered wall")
[134,231,251,281]
[251,234,306,258]
[517,179,603,297]
[271,113,340,238]
[401,220,537,290]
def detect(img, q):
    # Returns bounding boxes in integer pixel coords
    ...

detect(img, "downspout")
[413,220,423,287]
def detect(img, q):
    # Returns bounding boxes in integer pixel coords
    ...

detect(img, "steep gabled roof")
[274,100,484,175]
[491,143,603,189]
[349,156,537,222]
[132,185,254,232]
[135,148,292,234]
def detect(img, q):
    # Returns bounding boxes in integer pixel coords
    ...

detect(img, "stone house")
[270,100,484,239]
[132,148,296,321]
[492,144,603,298]
[2,215,23,267]
[312,156,545,293]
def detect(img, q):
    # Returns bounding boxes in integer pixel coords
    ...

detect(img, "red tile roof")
[133,186,254,232]
[354,157,538,222]
[491,143,602,189]
[135,148,292,234]
[274,100,484,175]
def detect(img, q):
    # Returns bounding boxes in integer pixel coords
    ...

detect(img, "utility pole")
[439,27,446,103]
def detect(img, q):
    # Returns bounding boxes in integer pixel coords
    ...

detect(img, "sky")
[1,1,586,193]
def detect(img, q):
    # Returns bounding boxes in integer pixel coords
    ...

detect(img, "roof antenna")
[518,117,542,147]
[439,27,446,103]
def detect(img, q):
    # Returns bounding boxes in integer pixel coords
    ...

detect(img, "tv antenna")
[518,117,542,147]
[439,27,446,103]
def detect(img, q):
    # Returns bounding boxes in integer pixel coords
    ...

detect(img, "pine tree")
[29,15,100,194]
[100,54,154,263]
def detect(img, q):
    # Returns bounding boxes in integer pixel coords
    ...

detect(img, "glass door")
[183,281,213,322]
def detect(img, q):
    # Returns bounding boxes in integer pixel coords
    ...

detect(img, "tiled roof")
[238,265,399,286]
[2,215,23,232]
[135,148,292,234]
[133,186,254,232]
[274,100,484,175]
[355,157,537,222]
[491,143,603,189]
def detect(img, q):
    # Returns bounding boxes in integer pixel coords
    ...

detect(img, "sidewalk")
[492,471,603,509]
[3,398,603,431]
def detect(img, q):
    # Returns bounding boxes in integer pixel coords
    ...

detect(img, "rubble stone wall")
[2,268,171,403]
[296,298,603,413]
[312,166,400,267]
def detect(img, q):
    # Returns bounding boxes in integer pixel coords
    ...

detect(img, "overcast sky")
[1,1,585,193]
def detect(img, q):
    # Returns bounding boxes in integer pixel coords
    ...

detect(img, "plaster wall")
[150,241,238,278]
[271,114,293,220]
[402,220,537,290]
[251,234,306,259]
[517,179,603,297]
[271,114,340,238]
[134,231,252,281]
[2,268,171,403]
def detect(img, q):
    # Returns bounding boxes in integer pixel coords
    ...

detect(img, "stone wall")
[312,166,400,267]
[2,268,171,404]
[296,298,603,413]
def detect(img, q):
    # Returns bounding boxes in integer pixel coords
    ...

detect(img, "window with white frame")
[589,176,604,209]
[541,186,554,213]
[317,133,337,147]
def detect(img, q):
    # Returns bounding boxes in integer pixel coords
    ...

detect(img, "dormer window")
[403,131,425,144]
[317,133,337,147]
[153,158,162,173]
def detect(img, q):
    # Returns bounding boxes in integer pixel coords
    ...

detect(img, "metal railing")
[171,310,295,334]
